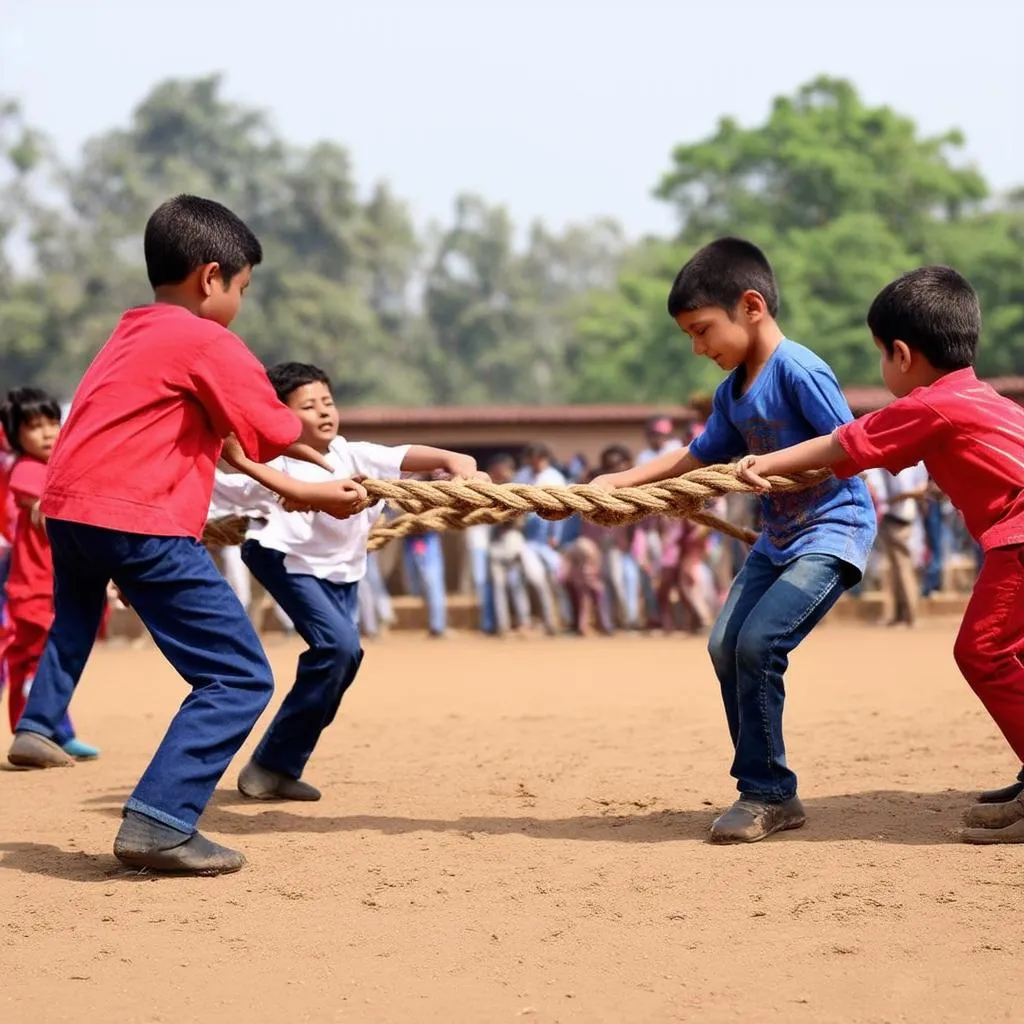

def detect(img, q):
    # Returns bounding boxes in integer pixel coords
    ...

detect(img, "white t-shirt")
[210,436,409,584]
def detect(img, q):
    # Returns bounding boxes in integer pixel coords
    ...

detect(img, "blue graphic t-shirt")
[688,339,876,577]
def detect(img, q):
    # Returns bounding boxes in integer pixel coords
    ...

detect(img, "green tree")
[571,76,1024,401]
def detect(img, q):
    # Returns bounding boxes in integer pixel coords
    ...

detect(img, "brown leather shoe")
[237,760,321,801]
[8,731,75,769]
[114,811,246,875]
[709,796,806,844]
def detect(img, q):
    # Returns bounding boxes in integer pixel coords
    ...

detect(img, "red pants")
[954,546,1024,762]
[6,614,49,733]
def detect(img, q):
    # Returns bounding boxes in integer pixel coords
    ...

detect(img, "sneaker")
[709,796,806,844]
[963,792,1024,830]
[62,738,101,761]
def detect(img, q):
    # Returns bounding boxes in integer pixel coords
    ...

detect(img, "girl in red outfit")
[1,389,98,758]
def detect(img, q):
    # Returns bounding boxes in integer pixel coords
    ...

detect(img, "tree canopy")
[1,74,1021,404]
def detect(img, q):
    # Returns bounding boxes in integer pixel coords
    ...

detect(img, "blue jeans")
[470,545,496,634]
[403,534,447,635]
[242,542,363,779]
[18,520,274,833]
[921,501,946,597]
[707,551,851,803]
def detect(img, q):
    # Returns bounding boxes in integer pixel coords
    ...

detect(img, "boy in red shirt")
[7,195,367,875]
[1,388,97,757]
[736,266,1024,843]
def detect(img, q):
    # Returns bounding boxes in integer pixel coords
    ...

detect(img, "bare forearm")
[231,455,318,504]
[752,433,846,478]
[607,447,704,487]
[400,445,476,477]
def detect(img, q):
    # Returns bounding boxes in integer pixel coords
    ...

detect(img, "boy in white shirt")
[215,362,479,801]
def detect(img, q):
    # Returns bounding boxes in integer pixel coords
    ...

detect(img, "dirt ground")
[2,622,1023,1024]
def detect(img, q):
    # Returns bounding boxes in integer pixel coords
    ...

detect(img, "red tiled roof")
[340,377,1024,427]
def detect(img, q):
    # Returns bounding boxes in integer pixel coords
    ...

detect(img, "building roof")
[340,377,1024,426]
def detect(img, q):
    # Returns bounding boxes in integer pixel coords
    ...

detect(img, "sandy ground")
[2,622,1023,1024]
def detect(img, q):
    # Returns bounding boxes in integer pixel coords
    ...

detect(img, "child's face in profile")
[674,299,758,372]
[875,336,917,399]
[286,381,340,453]
[19,416,60,462]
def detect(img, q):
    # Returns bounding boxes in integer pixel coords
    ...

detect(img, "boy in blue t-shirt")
[593,237,876,843]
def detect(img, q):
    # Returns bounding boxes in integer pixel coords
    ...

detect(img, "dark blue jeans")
[707,551,852,803]
[242,542,363,779]
[18,520,274,833]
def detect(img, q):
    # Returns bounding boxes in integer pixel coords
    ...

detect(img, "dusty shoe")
[962,816,1024,845]
[976,779,1024,804]
[8,731,75,769]
[709,796,806,844]
[963,793,1024,830]
[113,810,246,875]
[237,760,321,802]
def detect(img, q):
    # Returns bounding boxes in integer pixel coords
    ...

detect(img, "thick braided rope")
[202,465,830,551]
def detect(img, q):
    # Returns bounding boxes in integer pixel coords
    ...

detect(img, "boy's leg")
[706,552,781,747]
[709,553,849,843]
[520,545,558,635]
[10,522,109,769]
[112,533,273,842]
[241,543,362,796]
[953,548,1024,841]
[421,537,448,636]
[489,551,512,634]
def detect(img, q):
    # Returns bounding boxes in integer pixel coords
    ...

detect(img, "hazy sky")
[2,0,1021,239]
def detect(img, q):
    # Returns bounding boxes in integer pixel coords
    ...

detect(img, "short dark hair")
[0,387,62,454]
[267,362,333,403]
[521,442,552,462]
[867,267,979,371]
[667,237,779,319]
[486,453,517,474]
[600,444,632,466]
[144,194,263,289]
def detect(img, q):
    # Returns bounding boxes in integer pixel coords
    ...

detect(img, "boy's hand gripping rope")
[201,465,831,551]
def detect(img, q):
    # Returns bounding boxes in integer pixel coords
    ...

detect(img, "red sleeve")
[833,395,944,479]
[9,458,48,504]
[189,330,301,463]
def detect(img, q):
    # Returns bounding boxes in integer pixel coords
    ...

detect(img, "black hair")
[667,237,779,319]
[521,441,552,462]
[600,443,632,466]
[0,387,62,454]
[867,266,979,371]
[144,194,263,289]
[266,362,333,404]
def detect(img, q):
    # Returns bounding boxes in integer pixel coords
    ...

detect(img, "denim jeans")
[242,542,363,779]
[708,551,851,803]
[921,500,947,597]
[469,545,496,634]
[403,534,447,635]
[18,520,274,833]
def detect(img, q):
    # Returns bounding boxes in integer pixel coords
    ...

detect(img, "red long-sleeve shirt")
[41,304,301,540]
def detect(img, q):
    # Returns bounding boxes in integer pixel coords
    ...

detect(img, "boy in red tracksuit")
[7,194,368,876]
[737,266,1024,844]
[1,388,97,756]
